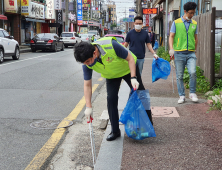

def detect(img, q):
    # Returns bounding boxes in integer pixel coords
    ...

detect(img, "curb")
[20,48,31,53]
[95,81,129,170]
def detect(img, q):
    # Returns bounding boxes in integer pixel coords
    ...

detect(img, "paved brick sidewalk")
[120,51,222,170]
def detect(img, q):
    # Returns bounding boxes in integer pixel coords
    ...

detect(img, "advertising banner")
[21,0,29,15]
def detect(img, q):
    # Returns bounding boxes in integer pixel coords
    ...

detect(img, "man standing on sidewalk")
[74,37,155,141]
[149,30,156,48]
[169,1,198,104]
[124,16,158,76]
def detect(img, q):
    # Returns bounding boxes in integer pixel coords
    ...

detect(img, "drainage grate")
[30,119,73,129]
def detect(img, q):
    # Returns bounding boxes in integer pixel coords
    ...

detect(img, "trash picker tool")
[88,116,96,167]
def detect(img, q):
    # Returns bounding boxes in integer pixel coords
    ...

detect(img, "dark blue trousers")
[106,65,153,133]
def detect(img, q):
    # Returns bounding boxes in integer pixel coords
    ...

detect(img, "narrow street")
[0,49,105,170]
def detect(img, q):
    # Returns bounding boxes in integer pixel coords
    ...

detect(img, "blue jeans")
[174,52,197,96]
[136,58,144,76]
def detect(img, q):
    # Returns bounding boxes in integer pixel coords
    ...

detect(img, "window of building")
[114,8,116,11]
[111,8,113,11]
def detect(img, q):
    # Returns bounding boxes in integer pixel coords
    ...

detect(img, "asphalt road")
[0,48,105,170]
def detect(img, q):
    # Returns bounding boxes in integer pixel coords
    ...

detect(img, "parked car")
[105,34,125,45]
[0,28,20,64]
[60,32,81,47]
[79,34,91,43]
[30,33,64,52]
[88,30,100,41]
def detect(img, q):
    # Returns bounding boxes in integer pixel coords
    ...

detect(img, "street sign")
[123,18,127,22]
[127,18,134,22]
[143,8,158,15]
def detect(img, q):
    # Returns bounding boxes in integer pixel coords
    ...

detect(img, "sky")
[108,0,135,22]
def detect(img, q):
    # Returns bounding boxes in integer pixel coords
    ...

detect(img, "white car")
[60,32,82,48]
[0,28,20,64]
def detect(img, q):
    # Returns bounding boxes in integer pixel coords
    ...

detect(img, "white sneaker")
[189,93,198,102]
[178,96,185,104]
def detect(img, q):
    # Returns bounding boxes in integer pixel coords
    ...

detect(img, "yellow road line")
[98,77,103,81]
[25,84,99,170]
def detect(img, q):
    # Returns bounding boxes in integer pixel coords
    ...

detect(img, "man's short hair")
[134,16,143,22]
[184,2,197,12]
[74,42,95,63]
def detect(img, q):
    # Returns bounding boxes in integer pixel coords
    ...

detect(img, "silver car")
[79,34,91,43]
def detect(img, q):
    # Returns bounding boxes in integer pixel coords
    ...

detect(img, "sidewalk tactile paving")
[151,106,179,117]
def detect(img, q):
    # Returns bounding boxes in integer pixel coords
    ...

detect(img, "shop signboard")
[69,12,76,22]
[56,10,63,24]
[83,10,91,21]
[54,0,61,10]
[46,0,55,19]
[29,2,45,19]
[143,15,149,26]
[21,0,29,15]
[142,8,158,15]
[77,0,83,25]
[5,0,18,13]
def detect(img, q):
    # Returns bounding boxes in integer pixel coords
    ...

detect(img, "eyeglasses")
[135,23,143,25]
[187,11,195,15]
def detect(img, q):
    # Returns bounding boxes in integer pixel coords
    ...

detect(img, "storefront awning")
[25,18,45,23]
[0,15,7,20]
[49,23,61,27]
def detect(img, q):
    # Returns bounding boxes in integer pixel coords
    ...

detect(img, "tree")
[111,23,117,28]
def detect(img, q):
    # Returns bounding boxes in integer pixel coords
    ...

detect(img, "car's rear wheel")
[61,43,64,51]
[0,49,4,64]
[12,47,20,60]
[54,44,57,52]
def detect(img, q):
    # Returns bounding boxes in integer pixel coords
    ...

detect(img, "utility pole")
[137,0,142,16]
[65,0,69,32]
[165,0,168,51]
[2,0,4,28]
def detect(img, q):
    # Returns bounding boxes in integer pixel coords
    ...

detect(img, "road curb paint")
[98,77,103,81]
[25,84,99,170]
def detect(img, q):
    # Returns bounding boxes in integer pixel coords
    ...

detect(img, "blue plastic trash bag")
[119,90,156,140]
[153,40,159,50]
[152,58,171,83]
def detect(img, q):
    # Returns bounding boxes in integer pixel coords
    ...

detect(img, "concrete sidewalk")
[94,51,222,170]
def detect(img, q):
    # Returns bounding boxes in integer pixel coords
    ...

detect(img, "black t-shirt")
[125,29,150,59]
[82,40,129,80]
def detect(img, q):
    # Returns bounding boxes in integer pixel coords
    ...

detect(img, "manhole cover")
[151,107,179,117]
[30,119,73,129]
